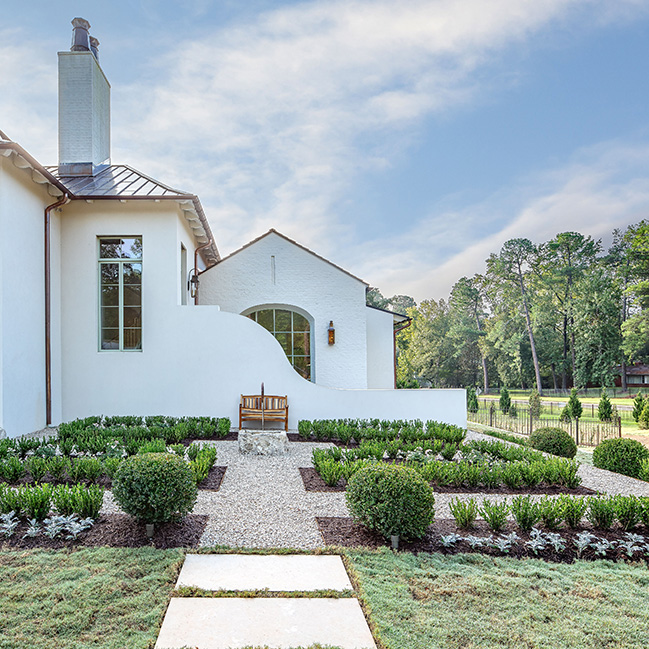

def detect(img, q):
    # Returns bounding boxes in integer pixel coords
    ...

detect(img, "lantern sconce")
[327,320,335,345]
[189,271,200,299]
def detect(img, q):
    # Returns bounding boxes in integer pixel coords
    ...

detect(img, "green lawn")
[347,548,649,649]
[0,547,183,649]
[4,546,649,649]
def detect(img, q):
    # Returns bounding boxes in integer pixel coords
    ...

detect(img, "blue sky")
[2,0,649,300]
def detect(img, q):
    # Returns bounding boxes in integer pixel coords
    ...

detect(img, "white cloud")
[111,0,648,255]
[358,140,649,300]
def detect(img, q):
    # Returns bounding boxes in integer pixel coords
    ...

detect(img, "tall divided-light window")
[99,237,142,351]
[248,308,311,380]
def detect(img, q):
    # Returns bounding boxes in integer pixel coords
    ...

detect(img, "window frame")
[245,306,313,381]
[98,236,143,352]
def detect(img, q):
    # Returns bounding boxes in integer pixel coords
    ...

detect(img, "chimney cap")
[70,17,91,52]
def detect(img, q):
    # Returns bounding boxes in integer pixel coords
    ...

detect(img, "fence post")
[618,417,622,438]
[489,406,493,428]
[575,419,580,447]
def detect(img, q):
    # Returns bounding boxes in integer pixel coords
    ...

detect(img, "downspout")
[393,318,412,389]
[45,194,70,425]
[192,240,215,305]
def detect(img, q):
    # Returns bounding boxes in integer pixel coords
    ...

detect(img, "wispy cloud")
[2,0,648,303]
[111,0,647,253]
[358,139,649,300]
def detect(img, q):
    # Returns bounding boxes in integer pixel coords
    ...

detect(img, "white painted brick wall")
[58,51,110,166]
[200,232,370,389]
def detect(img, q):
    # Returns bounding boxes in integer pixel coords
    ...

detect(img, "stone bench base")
[238,430,289,456]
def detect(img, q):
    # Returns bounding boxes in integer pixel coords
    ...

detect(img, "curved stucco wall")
[62,305,467,428]
[199,232,370,389]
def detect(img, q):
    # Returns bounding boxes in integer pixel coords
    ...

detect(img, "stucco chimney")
[58,18,110,176]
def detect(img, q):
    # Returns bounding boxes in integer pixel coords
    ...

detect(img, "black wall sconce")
[328,320,335,345]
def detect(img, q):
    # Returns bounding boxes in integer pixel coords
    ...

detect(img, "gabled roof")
[215,228,369,286]
[625,364,649,376]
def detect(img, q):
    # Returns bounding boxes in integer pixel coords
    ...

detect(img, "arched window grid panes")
[247,308,311,380]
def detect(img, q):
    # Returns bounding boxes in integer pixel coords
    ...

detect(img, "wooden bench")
[239,394,289,431]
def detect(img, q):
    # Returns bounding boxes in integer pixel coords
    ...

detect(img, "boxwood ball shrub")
[345,464,435,541]
[529,427,577,459]
[593,438,649,479]
[112,453,197,524]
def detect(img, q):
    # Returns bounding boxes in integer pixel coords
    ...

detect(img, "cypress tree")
[499,386,511,414]
[567,388,583,420]
[597,389,613,422]
[633,393,647,422]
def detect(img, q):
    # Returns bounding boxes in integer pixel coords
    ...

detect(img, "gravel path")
[96,429,649,548]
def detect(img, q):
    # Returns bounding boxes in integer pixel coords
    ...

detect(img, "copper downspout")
[45,194,70,425]
[393,319,412,389]
[193,240,215,305]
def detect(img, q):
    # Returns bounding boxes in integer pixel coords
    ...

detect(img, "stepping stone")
[155,597,376,649]
[176,554,353,592]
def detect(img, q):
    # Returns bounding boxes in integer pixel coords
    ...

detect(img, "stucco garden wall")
[365,307,396,389]
[200,231,370,389]
[0,158,63,437]
[61,304,467,429]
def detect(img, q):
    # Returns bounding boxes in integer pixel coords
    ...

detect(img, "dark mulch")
[198,466,227,491]
[0,514,208,550]
[299,467,594,495]
[288,434,359,447]
[317,516,648,564]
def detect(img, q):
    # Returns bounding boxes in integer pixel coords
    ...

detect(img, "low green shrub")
[190,446,218,484]
[593,438,649,479]
[510,495,541,531]
[26,457,47,482]
[169,444,186,458]
[449,497,478,529]
[318,458,344,487]
[137,439,167,454]
[103,457,122,479]
[640,458,649,482]
[613,495,642,531]
[345,464,435,541]
[112,453,197,524]
[186,443,201,462]
[19,483,53,521]
[529,427,577,459]
[72,484,105,519]
[45,456,69,481]
[639,497,649,528]
[501,463,523,490]
[217,417,231,437]
[479,500,509,532]
[538,496,564,530]
[559,495,587,529]
[0,457,26,483]
[0,483,20,515]
[586,496,616,531]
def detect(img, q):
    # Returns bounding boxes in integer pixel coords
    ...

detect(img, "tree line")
[369,221,649,393]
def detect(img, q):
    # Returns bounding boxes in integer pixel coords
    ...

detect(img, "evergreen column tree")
[567,388,583,420]
[597,389,613,422]
[499,386,511,414]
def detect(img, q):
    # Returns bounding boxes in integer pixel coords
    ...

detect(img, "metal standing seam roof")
[44,164,193,198]
[42,163,220,264]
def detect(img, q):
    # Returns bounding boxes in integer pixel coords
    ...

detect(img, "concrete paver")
[155,597,376,649]
[177,554,353,592]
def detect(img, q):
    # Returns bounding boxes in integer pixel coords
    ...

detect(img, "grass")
[346,548,649,649]
[4,544,649,648]
[0,547,183,649]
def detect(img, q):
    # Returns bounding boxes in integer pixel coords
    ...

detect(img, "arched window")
[247,308,311,380]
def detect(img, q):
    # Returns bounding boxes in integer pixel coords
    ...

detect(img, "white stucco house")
[0,19,465,438]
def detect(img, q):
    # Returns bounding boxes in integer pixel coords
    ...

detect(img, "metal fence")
[467,408,621,447]
[477,398,634,421]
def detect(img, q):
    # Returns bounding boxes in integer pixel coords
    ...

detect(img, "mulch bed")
[288,434,359,446]
[299,467,595,495]
[198,466,227,491]
[0,514,208,550]
[317,516,647,564]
